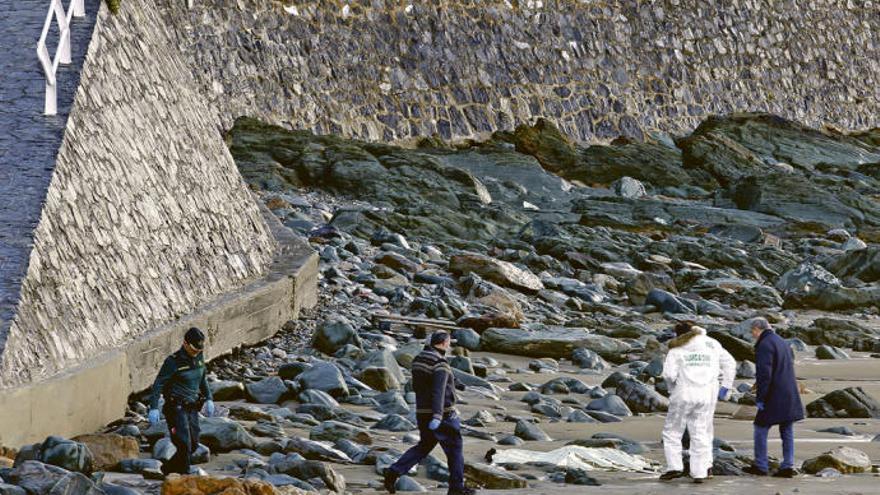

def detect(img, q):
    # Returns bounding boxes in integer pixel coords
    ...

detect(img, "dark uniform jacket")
[149,347,213,410]
[754,329,805,426]
[411,346,457,420]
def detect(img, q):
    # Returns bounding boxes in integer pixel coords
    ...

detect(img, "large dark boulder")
[825,247,880,283]
[777,263,880,310]
[613,378,668,413]
[295,362,349,398]
[679,114,880,228]
[509,119,579,175]
[644,289,694,314]
[19,437,95,475]
[480,327,629,361]
[312,317,362,355]
[7,461,104,495]
[787,318,880,351]
[245,377,290,404]
[815,345,849,360]
[707,330,756,362]
[806,387,880,418]
[574,140,707,189]
[198,418,258,452]
[680,113,880,180]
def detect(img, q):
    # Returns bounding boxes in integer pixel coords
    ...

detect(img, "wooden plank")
[372,313,457,326]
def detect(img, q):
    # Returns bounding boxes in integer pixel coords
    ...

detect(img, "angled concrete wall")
[0,0,317,446]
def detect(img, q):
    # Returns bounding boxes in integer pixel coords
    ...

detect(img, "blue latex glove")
[148,409,160,425]
[205,400,215,417]
[756,401,765,412]
[718,386,729,401]
[428,419,441,430]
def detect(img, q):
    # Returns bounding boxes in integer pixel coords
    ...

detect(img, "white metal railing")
[36,0,85,115]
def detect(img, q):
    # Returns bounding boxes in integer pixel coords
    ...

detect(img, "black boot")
[383,468,399,494]
[743,465,769,476]
[660,470,685,481]
[448,487,477,495]
[772,467,797,478]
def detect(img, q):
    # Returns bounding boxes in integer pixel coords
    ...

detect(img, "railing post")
[45,81,57,116]
[60,30,71,64]
[37,0,86,116]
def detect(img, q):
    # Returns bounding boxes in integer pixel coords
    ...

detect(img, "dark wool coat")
[754,330,805,426]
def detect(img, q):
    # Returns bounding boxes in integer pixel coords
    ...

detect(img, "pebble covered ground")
[5,113,880,494]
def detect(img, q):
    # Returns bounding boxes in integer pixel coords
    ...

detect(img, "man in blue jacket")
[744,318,804,478]
[383,332,475,495]
[147,327,216,475]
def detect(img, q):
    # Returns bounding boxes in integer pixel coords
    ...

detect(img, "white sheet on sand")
[491,446,656,472]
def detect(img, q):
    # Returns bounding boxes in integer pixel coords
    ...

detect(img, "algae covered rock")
[802,446,871,474]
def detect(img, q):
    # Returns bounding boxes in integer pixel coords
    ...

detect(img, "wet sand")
[317,348,880,495]
[156,334,880,495]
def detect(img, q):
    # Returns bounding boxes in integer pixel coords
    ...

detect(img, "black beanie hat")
[185,327,205,348]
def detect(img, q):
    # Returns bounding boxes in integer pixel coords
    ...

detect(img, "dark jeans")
[389,413,464,491]
[162,402,200,475]
[754,421,795,471]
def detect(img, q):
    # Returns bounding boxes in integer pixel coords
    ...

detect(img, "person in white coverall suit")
[660,322,736,484]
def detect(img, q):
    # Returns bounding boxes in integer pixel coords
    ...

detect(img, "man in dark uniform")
[383,332,475,495]
[148,327,215,475]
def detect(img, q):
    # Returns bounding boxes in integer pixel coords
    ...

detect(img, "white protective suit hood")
[662,326,736,400]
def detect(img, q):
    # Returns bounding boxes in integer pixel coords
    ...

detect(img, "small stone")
[816,345,849,360]
[209,380,246,401]
[564,467,602,485]
[310,421,372,444]
[816,467,842,478]
[464,462,528,489]
[312,316,362,355]
[245,376,290,404]
[394,475,426,492]
[359,367,400,391]
[611,176,647,198]
[497,435,524,446]
[514,419,551,441]
[586,395,633,417]
[372,414,417,432]
[571,348,608,371]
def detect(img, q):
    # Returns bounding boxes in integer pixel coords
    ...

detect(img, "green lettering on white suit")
[684,353,711,367]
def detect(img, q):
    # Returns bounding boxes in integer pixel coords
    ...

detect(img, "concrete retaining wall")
[0,208,317,447]
[158,0,880,143]
[1,0,278,388]
[0,0,318,446]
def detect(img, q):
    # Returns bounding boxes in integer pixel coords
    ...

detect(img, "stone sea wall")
[0,0,278,388]
[158,0,880,144]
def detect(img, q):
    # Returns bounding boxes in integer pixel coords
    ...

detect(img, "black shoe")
[743,465,769,476]
[772,467,797,478]
[693,477,706,484]
[383,468,399,494]
[448,488,477,495]
[660,470,685,481]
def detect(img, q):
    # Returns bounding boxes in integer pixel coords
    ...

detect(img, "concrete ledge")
[0,207,317,448]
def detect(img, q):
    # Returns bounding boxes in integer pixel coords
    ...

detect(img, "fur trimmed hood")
[668,326,707,349]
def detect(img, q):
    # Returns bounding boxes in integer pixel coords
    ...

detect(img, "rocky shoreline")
[3,113,880,494]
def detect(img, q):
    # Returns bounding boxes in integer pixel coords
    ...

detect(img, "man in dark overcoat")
[744,318,804,478]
